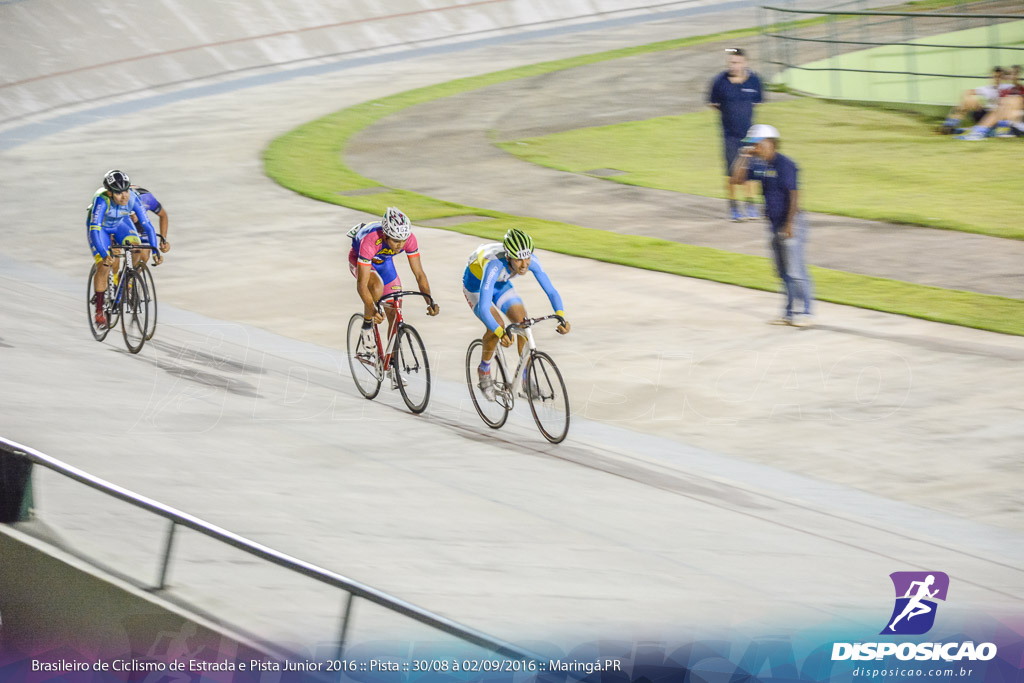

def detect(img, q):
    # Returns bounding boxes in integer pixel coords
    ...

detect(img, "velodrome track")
[1,0,1023,651]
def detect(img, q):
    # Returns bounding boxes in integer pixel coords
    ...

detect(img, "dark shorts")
[723,136,744,175]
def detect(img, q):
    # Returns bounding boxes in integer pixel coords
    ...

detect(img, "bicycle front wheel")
[394,324,430,414]
[526,350,570,444]
[87,264,110,342]
[465,339,510,429]
[346,313,382,399]
[121,271,150,354]
[139,263,158,340]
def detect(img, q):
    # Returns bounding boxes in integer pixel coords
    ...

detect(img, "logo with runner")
[881,571,949,635]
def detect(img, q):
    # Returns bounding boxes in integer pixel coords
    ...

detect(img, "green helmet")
[502,228,534,260]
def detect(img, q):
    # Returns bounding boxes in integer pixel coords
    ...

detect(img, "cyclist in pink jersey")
[347,208,439,384]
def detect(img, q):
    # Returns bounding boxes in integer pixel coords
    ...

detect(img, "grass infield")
[264,6,1024,336]
[498,97,1024,240]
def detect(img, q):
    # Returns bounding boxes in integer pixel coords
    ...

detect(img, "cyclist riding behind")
[348,207,440,387]
[88,170,157,328]
[130,185,171,265]
[463,229,570,400]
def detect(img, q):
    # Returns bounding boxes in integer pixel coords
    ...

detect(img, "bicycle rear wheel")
[346,313,383,399]
[394,324,431,414]
[86,264,110,342]
[526,350,570,444]
[121,271,150,354]
[139,263,158,340]
[465,339,510,429]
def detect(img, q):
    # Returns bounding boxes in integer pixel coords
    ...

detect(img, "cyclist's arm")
[475,261,505,337]
[156,207,169,240]
[406,254,432,299]
[130,194,158,245]
[88,196,108,254]
[143,193,169,241]
[88,195,107,233]
[529,257,565,318]
[404,234,434,299]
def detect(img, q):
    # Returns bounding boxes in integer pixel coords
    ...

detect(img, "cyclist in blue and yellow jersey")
[463,228,570,401]
[87,170,156,328]
[130,185,171,265]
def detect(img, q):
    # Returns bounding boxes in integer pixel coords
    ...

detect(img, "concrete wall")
[0,524,262,661]
[0,0,721,123]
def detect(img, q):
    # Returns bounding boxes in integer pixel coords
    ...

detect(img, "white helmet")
[381,207,412,241]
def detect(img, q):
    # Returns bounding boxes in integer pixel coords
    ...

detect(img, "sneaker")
[790,314,813,328]
[768,316,793,326]
[994,126,1014,138]
[477,369,496,402]
[939,117,960,135]
[956,126,988,141]
[730,207,743,222]
[744,204,760,221]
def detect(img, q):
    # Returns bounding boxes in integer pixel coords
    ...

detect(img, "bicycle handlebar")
[374,291,436,313]
[503,314,566,338]
[110,244,154,252]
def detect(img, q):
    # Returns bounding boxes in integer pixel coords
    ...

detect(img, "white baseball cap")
[742,124,780,143]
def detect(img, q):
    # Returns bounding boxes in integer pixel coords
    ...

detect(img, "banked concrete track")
[1,0,1022,650]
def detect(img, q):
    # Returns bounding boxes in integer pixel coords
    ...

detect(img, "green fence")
[763,6,1024,105]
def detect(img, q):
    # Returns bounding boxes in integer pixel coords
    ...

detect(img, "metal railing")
[0,436,535,664]
[760,4,1024,103]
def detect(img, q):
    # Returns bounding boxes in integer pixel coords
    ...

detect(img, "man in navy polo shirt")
[708,47,763,222]
[730,124,814,327]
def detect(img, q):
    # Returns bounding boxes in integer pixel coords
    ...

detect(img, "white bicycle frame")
[493,325,537,401]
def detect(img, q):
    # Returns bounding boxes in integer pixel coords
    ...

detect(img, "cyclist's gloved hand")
[152,251,163,266]
[427,302,440,317]
[555,311,570,335]
[158,236,171,253]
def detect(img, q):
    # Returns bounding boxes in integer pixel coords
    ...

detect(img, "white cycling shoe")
[477,369,496,402]
[388,368,407,390]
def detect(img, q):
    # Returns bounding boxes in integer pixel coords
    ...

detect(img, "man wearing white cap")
[729,124,814,326]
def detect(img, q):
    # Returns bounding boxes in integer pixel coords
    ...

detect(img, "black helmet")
[103,169,131,193]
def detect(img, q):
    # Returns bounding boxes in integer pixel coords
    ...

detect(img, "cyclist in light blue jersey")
[87,169,156,328]
[462,229,570,400]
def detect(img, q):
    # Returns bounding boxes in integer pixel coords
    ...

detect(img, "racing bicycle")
[346,291,434,414]
[87,245,153,354]
[465,315,570,443]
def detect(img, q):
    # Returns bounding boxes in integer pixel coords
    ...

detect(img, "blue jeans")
[769,214,813,317]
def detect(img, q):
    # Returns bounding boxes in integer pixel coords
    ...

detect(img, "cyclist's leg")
[495,287,527,359]
[481,305,506,362]
[89,227,112,293]
[462,281,503,361]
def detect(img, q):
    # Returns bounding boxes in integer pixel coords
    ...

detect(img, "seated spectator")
[957,65,1024,140]
[941,66,1006,134]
